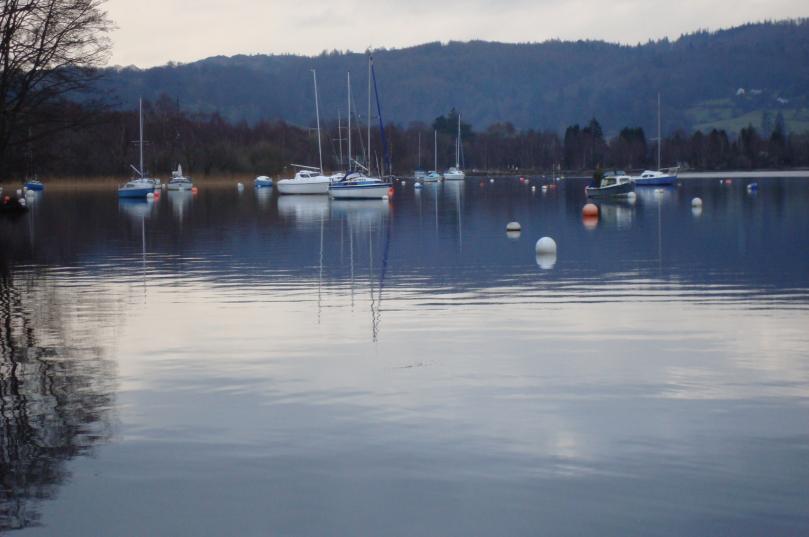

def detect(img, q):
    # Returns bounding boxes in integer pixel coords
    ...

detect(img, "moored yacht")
[586,173,635,198]
[118,99,159,199]
[443,113,465,180]
[329,171,392,199]
[167,164,194,190]
[632,93,678,187]
[277,167,331,194]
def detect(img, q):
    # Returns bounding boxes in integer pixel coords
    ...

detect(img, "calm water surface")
[1,177,808,535]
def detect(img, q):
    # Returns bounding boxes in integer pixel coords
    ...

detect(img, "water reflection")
[277,195,329,224]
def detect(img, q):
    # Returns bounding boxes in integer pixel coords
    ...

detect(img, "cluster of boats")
[585,168,679,198]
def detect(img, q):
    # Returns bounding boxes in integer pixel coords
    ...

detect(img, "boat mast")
[139,98,144,177]
[434,130,437,171]
[347,72,352,170]
[418,131,421,169]
[337,110,343,170]
[312,69,323,174]
[657,92,661,171]
[367,56,372,176]
[456,113,461,168]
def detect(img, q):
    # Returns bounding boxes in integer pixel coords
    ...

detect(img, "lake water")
[1,177,808,535]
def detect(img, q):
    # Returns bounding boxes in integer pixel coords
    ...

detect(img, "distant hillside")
[95,19,809,135]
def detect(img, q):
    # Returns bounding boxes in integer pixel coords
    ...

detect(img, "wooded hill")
[95,19,809,136]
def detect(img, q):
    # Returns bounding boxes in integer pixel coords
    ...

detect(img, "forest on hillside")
[3,98,807,181]
[94,20,809,135]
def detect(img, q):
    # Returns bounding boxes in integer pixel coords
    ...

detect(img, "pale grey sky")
[106,0,808,67]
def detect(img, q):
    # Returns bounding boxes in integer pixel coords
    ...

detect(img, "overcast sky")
[106,0,808,67]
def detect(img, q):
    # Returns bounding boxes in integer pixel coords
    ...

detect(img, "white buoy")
[415,182,423,188]
[489,178,494,183]
[691,197,703,208]
[146,192,155,200]
[541,185,548,192]
[535,236,557,255]
[506,221,521,232]
[237,182,244,191]
[16,189,22,196]
[18,197,26,207]
[401,180,405,185]
[531,186,536,192]
[536,252,556,270]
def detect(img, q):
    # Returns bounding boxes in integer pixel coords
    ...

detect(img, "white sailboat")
[632,93,678,186]
[330,57,392,200]
[119,99,159,198]
[443,113,465,180]
[277,70,331,195]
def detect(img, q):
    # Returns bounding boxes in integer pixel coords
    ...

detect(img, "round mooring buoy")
[582,203,599,217]
[415,182,423,189]
[535,236,557,255]
[506,221,521,232]
[691,197,703,208]
[237,182,244,190]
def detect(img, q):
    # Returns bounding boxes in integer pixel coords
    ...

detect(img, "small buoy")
[535,236,557,255]
[541,185,548,192]
[146,192,155,200]
[531,186,536,192]
[536,252,556,270]
[724,179,733,185]
[401,180,406,185]
[525,179,530,185]
[747,182,759,191]
[583,215,598,230]
[161,183,167,190]
[506,221,521,232]
[489,178,494,183]
[153,191,160,200]
[519,176,525,182]
[16,189,22,196]
[582,203,599,217]
[22,186,27,193]
[237,182,244,190]
[191,186,199,194]
[18,198,26,207]
[414,182,422,189]
[626,192,637,203]
[718,179,723,185]
[691,206,703,217]
[691,197,703,208]
[387,187,395,198]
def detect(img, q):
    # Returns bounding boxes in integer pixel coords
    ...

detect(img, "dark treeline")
[6,99,809,181]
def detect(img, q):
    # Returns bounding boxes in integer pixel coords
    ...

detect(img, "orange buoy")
[387,187,394,198]
[724,179,733,185]
[191,186,199,194]
[583,215,598,230]
[582,203,599,217]
[153,191,161,200]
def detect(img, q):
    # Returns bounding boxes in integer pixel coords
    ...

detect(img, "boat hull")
[586,181,635,198]
[24,182,44,191]
[277,179,329,195]
[329,183,392,199]
[118,186,154,198]
[633,174,678,186]
[166,183,193,191]
[443,172,465,180]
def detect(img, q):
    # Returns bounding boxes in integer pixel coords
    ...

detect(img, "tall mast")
[347,72,352,169]
[456,112,461,168]
[337,110,343,169]
[434,130,437,171]
[367,56,371,175]
[418,131,421,169]
[657,92,662,170]
[139,98,144,177]
[312,69,323,174]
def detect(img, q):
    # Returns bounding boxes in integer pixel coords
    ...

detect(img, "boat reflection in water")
[255,186,272,208]
[118,198,155,221]
[168,190,193,221]
[277,194,329,225]
[597,200,635,229]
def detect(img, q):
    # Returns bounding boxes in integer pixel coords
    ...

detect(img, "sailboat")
[443,113,465,180]
[632,93,678,186]
[330,56,392,200]
[277,70,332,195]
[424,130,442,182]
[119,99,159,198]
